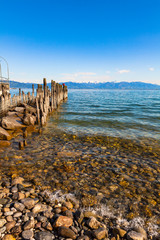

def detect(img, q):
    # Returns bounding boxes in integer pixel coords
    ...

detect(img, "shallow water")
[0,89,160,236]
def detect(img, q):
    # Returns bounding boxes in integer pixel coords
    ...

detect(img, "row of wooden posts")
[0,79,68,122]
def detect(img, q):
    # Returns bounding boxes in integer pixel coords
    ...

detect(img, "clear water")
[51,89,160,140]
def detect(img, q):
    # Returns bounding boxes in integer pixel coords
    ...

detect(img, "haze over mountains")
[10,80,160,90]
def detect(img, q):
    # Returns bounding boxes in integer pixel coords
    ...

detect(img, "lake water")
[1,88,160,236]
[52,89,160,141]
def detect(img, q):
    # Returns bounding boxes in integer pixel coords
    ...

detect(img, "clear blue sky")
[0,0,160,84]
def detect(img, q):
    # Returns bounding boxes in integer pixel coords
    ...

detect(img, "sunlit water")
[52,89,160,140]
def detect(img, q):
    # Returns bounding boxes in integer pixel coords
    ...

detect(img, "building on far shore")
[0,56,10,95]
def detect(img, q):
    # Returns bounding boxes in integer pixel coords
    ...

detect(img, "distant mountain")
[10,80,160,90]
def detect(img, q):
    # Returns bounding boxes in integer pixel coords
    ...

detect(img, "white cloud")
[106,70,111,74]
[149,67,154,71]
[117,69,130,74]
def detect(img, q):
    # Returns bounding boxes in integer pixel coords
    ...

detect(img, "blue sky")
[0,0,160,84]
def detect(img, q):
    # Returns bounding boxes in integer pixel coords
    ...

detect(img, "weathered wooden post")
[36,98,40,124]
[32,84,34,98]
[19,88,21,104]
[43,78,47,99]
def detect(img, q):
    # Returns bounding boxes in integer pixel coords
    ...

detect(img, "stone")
[0,226,6,233]
[87,217,101,229]
[14,202,25,211]
[15,107,25,113]
[58,226,77,239]
[0,219,7,228]
[5,221,16,232]
[32,203,42,214]
[0,127,12,140]
[6,216,13,222]
[12,177,24,185]
[34,231,55,240]
[133,227,147,240]
[1,116,25,130]
[21,198,35,209]
[2,234,16,240]
[4,211,14,216]
[23,219,35,230]
[22,230,33,239]
[0,140,11,147]
[93,228,107,240]
[127,230,145,240]
[113,228,126,238]
[13,212,22,218]
[53,215,73,227]
[64,201,73,209]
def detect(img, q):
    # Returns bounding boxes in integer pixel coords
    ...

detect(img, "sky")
[0,0,160,84]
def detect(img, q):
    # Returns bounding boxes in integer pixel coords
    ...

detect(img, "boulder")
[15,107,25,113]
[0,127,12,140]
[1,116,25,130]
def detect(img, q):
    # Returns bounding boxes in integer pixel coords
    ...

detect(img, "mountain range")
[10,80,160,90]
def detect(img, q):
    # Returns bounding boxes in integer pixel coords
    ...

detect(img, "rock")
[93,228,107,240]
[14,202,25,211]
[113,227,126,238]
[11,186,18,193]
[64,201,73,209]
[0,140,11,147]
[2,234,16,240]
[127,230,145,240]
[133,227,147,240]
[15,107,25,113]
[34,231,55,240]
[0,127,12,140]
[13,212,22,218]
[4,211,14,216]
[12,177,24,185]
[58,226,77,239]
[22,230,33,239]
[6,221,16,232]
[1,116,25,130]
[0,226,6,233]
[0,199,9,205]
[87,217,101,229]
[0,219,7,228]
[32,203,42,214]
[53,215,73,227]
[21,198,35,209]
[23,219,35,230]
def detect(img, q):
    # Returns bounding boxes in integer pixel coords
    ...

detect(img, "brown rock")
[87,217,101,229]
[32,203,42,214]
[6,221,16,232]
[58,226,76,239]
[54,216,73,227]
[1,116,25,130]
[2,234,16,240]
[14,202,25,211]
[0,140,11,147]
[21,198,35,209]
[0,127,12,140]
[113,227,126,238]
[12,177,24,185]
[22,230,33,239]
[127,230,145,240]
[93,228,107,240]
[23,220,35,230]
[15,107,25,113]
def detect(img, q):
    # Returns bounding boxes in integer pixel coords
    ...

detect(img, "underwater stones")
[53,216,73,228]
[58,226,77,239]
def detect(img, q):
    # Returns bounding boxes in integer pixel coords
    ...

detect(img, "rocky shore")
[0,177,157,240]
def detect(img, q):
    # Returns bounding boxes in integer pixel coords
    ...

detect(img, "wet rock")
[133,227,147,240]
[34,231,55,240]
[87,217,101,229]
[92,227,107,240]
[23,219,35,230]
[0,219,7,228]
[11,177,24,186]
[32,203,42,214]
[127,230,145,240]
[22,230,33,239]
[0,127,12,140]
[113,227,126,238]
[1,116,25,130]
[21,198,35,209]
[14,202,25,211]
[2,234,16,240]
[6,221,16,232]
[58,226,77,239]
[53,215,73,227]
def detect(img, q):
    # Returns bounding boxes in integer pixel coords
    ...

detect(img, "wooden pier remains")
[0,79,68,127]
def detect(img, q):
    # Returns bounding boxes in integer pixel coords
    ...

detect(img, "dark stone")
[58,226,77,239]
[34,231,55,240]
